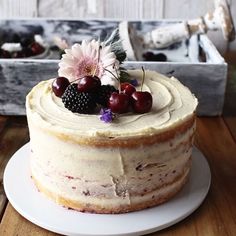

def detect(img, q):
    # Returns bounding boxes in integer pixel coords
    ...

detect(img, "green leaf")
[104,28,127,63]
[119,67,130,83]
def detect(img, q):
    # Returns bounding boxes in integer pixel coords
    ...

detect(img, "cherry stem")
[70,76,84,84]
[141,66,145,92]
[113,64,121,93]
[93,43,102,77]
[104,66,121,93]
[104,68,117,79]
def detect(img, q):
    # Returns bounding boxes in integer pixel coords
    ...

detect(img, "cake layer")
[32,165,190,214]
[30,116,195,212]
[26,70,198,144]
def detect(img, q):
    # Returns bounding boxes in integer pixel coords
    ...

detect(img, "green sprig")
[104,28,127,64]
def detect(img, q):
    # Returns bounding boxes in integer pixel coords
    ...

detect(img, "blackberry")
[96,85,118,107]
[62,84,96,114]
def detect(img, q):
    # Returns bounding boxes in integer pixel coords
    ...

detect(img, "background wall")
[0,0,235,53]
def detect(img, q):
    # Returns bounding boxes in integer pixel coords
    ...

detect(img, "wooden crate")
[0,19,227,116]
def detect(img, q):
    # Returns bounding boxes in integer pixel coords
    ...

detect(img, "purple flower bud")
[100,108,114,123]
[130,79,139,87]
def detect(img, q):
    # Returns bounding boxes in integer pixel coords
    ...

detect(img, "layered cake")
[26,37,198,213]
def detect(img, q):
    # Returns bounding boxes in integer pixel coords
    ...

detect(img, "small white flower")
[58,40,119,88]
[53,36,69,50]
[34,35,47,47]
[1,43,22,52]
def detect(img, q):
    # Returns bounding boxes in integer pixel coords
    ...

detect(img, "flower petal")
[90,48,97,60]
[71,44,83,58]
[100,45,111,56]
[62,53,73,60]
[103,58,116,67]
[102,52,116,61]
[60,58,76,66]
[58,67,75,81]
[101,74,119,88]
[64,48,72,55]
[81,40,89,55]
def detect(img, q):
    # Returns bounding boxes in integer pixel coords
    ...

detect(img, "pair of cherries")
[109,82,152,114]
[52,75,101,97]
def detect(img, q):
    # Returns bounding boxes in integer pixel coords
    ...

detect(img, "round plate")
[4,143,211,236]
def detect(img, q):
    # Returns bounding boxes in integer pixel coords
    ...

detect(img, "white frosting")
[30,122,194,207]
[1,43,22,52]
[26,70,197,139]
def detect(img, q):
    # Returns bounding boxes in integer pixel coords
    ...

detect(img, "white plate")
[4,143,211,236]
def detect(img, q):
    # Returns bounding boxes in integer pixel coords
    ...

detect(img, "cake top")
[26,32,197,139]
[26,69,197,138]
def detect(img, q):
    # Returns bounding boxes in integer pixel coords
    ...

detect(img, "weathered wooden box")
[0,19,227,116]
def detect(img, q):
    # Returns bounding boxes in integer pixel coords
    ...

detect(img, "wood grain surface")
[0,54,235,235]
[0,116,235,236]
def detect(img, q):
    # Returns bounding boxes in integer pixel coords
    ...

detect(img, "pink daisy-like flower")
[58,40,119,88]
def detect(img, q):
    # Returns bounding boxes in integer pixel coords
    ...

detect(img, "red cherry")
[131,91,153,113]
[52,77,70,97]
[108,92,130,113]
[77,76,101,92]
[121,82,136,96]
[30,42,44,55]
[22,47,33,57]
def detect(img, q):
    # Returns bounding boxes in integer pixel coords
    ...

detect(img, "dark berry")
[121,82,136,96]
[30,42,44,55]
[143,51,155,61]
[108,92,130,113]
[0,49,11,58]
[21,37,34,47]
[62,84,96,114]
[22,47,33,57]
[131,91,153,113]
[143,51,167,62]
[12,51,24,58]
[153,53,167,62]
[12,33,20,43]
[77,76,101,92]
[96,85,118,107]
[52,77,70,97]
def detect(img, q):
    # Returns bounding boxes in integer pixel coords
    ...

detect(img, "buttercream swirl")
[26,70,198,138]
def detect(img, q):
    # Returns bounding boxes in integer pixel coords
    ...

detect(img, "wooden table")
[0,56,236,235]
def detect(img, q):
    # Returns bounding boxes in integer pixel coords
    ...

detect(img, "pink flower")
[58,40,119,88]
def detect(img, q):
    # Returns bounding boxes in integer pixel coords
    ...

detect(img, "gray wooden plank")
[0,0,37,18]
[142,0,164,19]
[38,0,90,18]
[0,59,227,116]
[103,0,142,19]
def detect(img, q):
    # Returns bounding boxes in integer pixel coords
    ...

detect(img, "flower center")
[85,65,94,75]
[75,57,103,79]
